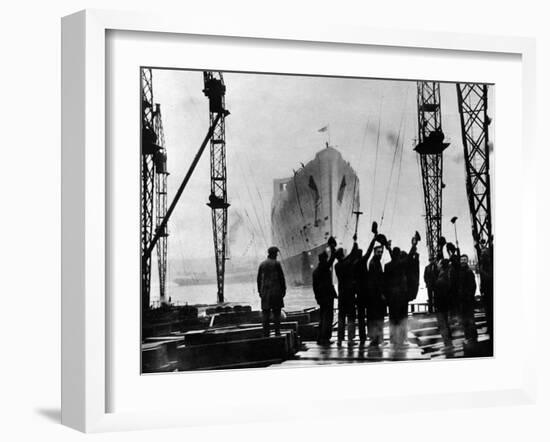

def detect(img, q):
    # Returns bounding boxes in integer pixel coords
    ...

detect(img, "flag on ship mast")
[318,124,331,146]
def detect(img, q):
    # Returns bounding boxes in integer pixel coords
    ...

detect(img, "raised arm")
[326,237,338,267]
[346,241,359,260]
[385,241,394,259]
[327,247,337,268]
[361,234,377,265]
[409,236,418,256]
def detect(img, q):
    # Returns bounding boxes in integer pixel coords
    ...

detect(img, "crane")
[140,68,157,312]
[203,72,230,304]
[144,74,228,306]
[153,104,168,304]
[456,83,493,262]
[414,81,449,260]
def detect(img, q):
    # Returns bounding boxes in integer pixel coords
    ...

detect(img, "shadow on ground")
[35,408,61,423]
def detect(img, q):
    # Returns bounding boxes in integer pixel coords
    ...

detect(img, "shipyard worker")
[335,242,360,347]
[383,236,418,348]
[383,245,407,347]
[366,243,387,348]
[312,238,338,345]
[456,254,478,343]
[479,244,493,341]
[355,233,379,346]
[424,257,437,313]
[257,246,286,337]
[434,258,453,349]
[406,247,420,303]
[312,248,338,346]
[447,244,462,324]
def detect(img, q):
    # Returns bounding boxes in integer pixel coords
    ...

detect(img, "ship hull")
[271,146,360,286]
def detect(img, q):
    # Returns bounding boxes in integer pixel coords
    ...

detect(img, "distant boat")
[174,276,215,286]
[174,270,255,286]
[271,143,360,285]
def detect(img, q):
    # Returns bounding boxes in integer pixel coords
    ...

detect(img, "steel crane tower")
[153,104,169,304]
[456,83,493,262]
[414,81,449,259]
[203,71,230,304]
[141,68,158,312]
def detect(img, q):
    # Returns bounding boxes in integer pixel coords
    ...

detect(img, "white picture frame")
[61,9,537,433]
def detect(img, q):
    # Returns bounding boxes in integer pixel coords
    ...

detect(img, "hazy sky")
[149,69,494,279]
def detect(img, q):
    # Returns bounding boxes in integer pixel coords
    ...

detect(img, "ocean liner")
[271,144,360,286]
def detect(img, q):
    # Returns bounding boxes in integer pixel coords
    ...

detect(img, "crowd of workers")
[311,229,421,349]
[257,227,493,351]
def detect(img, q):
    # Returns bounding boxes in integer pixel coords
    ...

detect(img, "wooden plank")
[177,335,292,371]
[184,327,266,346]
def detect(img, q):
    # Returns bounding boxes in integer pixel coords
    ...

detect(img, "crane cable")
[380,106,407,227]
[244,156,271,238]
[350,117,371,217]
[236,155,269,248]
[380,84,412,228]
[388,118,407,235]
[387,85,412,234]
[370,97,384,219]
[346,118,371,239]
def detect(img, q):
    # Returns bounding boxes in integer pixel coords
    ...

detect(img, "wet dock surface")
[280,310,492,367]
[281,341,429,366]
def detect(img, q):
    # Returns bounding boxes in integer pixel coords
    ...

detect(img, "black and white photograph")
[141,68,494,373]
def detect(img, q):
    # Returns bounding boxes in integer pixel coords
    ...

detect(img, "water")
[162,281,318,311]
[152,280,429,311]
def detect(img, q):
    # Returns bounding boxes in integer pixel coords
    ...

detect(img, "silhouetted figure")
[335,242,360,346]
[366,244,387,347]
[479,244,493,341]
[355,234,378,346]
[457,254,478,343]
[407,248,420,303]
[384,246,408,347]
[383,236,418,347]
[434,258,453,348]
[312,241,337,346]
[447,244,461,324]
[257,246,286,337]
[424,257,437,313]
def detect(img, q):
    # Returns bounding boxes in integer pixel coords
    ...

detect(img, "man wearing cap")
[366,244,387,348]
[455,254,478,343]
[423,257,437,313]
[257,246,287,337]
[312,237,338,345]
[479,243,493,341]
[383,235,419,348]
[335,240,361,347]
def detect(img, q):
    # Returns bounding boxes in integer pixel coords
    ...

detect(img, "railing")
[409,302,430,314]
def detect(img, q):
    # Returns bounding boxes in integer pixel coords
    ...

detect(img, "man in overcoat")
[479,244,493,341]
[312,245,337,345]
[335,242,361,346]
[423,257,437,313]
[383,236,418,347]
[457,254,478,343]
[354,233,379,346]
[434,258,453,348]
[257,246,286,337]
[366,244,386,347]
